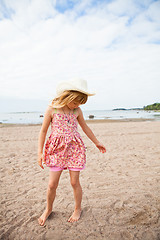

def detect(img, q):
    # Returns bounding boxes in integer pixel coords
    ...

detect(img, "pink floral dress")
[44,109,86,169]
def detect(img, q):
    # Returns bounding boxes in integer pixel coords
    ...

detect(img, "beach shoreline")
[0,117,157,128]
[1,109,160,125]
[0,121,160,239]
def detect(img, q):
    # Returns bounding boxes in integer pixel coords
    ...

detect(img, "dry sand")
[0,120,160,240]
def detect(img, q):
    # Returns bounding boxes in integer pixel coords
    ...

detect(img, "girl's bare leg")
[38,170,63,226]
[68,170,82,223]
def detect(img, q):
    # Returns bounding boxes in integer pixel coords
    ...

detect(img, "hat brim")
[56,82,95,96]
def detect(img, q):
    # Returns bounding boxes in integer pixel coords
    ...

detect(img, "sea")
[0,110,160,124]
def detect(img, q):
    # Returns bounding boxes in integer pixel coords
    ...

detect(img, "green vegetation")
[144,103,160,111]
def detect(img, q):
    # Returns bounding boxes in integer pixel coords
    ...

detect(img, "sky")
[0,0,160,112]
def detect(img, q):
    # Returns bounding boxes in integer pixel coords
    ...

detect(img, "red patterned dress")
[44,109,86,170]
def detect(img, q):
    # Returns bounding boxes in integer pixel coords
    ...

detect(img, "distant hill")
[143,103,160,110]
[112,108,127,111]
[113,108,143,111]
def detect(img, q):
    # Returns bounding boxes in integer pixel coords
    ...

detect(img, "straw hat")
[56,78,95,96]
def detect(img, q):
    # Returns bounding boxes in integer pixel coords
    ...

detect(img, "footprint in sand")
[109,201,159,226]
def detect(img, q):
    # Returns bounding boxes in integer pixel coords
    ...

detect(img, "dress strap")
[73,109,76,114]
[54,108,57,113]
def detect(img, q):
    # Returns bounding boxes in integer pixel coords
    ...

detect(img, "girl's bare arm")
[77,108,106,153]
[38,107,53,168]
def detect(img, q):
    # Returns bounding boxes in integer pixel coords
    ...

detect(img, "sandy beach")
[0,120,160,240]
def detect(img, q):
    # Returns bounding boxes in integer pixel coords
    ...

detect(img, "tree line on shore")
[113,103,160,111]
[143,103,160,110]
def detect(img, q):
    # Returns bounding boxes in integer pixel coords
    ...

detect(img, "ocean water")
[0,110,160,124]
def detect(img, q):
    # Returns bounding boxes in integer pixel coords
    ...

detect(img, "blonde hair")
[50,90,88,108]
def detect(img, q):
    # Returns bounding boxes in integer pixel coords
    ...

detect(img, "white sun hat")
[56,78,95,96]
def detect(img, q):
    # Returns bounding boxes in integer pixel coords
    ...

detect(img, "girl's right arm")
[38,106,53,169]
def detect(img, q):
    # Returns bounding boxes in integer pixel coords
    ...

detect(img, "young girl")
[38,78,106,226]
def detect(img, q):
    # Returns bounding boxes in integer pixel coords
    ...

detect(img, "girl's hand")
[96,142,106,153]
[38,153,44,169]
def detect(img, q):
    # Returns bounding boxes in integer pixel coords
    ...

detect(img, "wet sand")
[0,120,160,240]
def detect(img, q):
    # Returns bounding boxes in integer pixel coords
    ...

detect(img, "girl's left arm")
[77,108,106,153]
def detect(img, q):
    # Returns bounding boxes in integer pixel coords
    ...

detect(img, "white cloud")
[0,0,160,111]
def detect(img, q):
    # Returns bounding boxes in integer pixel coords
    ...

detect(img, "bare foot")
[68,209,81,223]
[38,209,52,226]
